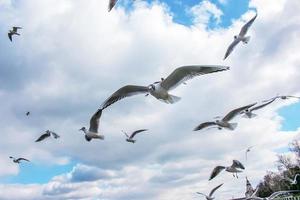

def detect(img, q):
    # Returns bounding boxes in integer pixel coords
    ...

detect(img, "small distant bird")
[209,160,245,180]
[101,65,229,109]
[194,103,256,131]
[265,95,300,102]
[8,27,22,42]
[224,13,257,60]
[26,111,30,116]
[122,129,148,143]
[196,183,223,200]
[241,98,276,118]
[35,130,60,142]
[79,109,104,142]
[9,156,30,164]
[285,174,300,185]
[245,146,254,161]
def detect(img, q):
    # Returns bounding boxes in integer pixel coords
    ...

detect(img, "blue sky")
[0,0,299,199]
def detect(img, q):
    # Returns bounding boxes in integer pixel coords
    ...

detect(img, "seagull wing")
[101,85,149,110]
[129,129,148,139]
[51,131,60,139]
[209,166,226,180]
[224,39,240,60]
[286,95,300,99]
[160,65,229,91]
[196,192,207,198]
[13,27,22,31]
[232,160,245,169]
[17,158,30,162]
[8,33,12,41]
[239,13,257,37]
[222,103,257,122]
[35,133,51,142]
[209,183,224,197]
[250,98,276,112]
[89,109,102,133]
[193,122,217,131]
[108,0,118,12]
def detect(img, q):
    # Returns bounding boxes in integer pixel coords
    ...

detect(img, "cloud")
[0,0,299,199]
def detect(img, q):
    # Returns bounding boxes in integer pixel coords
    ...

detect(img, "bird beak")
[145,94,149,97]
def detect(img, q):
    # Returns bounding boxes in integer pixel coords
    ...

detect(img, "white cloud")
[0,0,299,199]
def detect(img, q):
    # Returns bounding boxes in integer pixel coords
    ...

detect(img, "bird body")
[209,160,245,180]
[80,109,104,142]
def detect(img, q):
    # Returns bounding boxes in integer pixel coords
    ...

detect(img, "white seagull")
[209,160,245,180]
[224,13,257,60]
[79,109,104,141]
[9,156,30,164]
[196,183,223,200]
[122,129,148,143]
[8,27,22,42]
[35,130,60,142]
[241,98,276,118]
[101,65,229,110]
[194,103,256,131]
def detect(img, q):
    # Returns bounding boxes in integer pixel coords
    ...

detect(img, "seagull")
[26,111,30,116]
[8,27,22,42]
[35,130,60,142]
[245,146,254,161]
[122,129,148,143]
[194,103,256,131]
[196,183,223,200]
[79,109,104,142]
[241,98,276,118]
[209,160,245,180]
[284,174,300,185]
[101,65,229,110]
[9,156,30,164]
[224,13,257,60]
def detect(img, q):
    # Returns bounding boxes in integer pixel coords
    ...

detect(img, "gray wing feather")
[239,13,257,36]
[51,131,60,139]
[224,39,240,60]
[101,85,149,110]
[35,132,51,142]
[250,98,276,112]
[193,122,217,131]
[222,103,257,122]
[209,183,223,197]
[108,0,118,11]
[232,160,245,169]
[160,65,230,91]
[89,109,102,132]
[17,158,30,162]
[209,166,226,180]
[130,129,148,139]
[8,33,12,41]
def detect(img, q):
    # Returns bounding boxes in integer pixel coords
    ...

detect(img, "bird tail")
[228,123,238,130]
[167,94,181,104]
[243,36,251,44]
[242,112,257,119]
[96,135,105,140]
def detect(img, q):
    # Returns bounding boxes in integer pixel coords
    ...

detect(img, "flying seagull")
[196,183,223,200]
[35,130,60,142]
[79,109,104,142]
[209,160,245,180]
[101,65,229,110]
[8,27,22,42]
[241,98,276,118]
[284,174,300,185]
[9,156,30,164]
[245,146,254,161]
[26,111,30,116]
[224,13,257,60]
[122,129,148,143]
[194,103,256,131]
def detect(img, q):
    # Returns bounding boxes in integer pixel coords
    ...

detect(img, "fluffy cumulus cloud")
[0,0,300,199]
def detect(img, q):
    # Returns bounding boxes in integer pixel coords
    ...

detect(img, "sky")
[0,0,299,199]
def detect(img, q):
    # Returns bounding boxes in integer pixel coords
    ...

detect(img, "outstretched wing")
[130,129,148,139]
[101,85,149,110]
[160,65,230,91]
[193,122,217,131]
[89,109,102,133]
[232,160,245,169]
[108,0,118,12]
[222,103,256,122]
[17,158,30,162]
[250,98,276,112]
[196,192,207,198]
[13,27,22,31]
[35,133,51,142]
[224,39,240,60]
[209,166,225,180]
[8,33,12,41]
[209,183,223,197]
[51,131,60,139]
[239,13,257,36]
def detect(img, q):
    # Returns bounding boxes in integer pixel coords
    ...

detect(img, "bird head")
[234,35,238,39]
[148,84,155,92]
[79,127,86,132]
